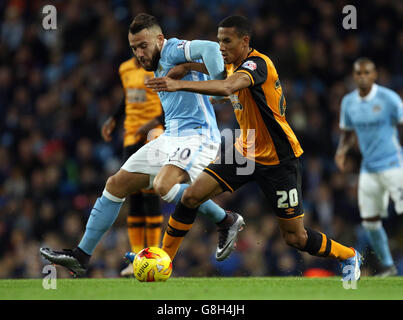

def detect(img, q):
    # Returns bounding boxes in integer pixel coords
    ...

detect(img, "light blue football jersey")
[340,84,403,172]
[154,38,220,143]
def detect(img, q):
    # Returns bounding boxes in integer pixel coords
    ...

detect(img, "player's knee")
[105,173,128,198]
[106,175,120,195]
[153,179,171,198]
[181,187,202,208]
[106,175,118,192]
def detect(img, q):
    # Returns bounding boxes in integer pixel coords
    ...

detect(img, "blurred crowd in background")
[1,0,403,279]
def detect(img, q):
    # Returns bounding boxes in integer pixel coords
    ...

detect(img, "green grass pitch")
[1,277,402,300]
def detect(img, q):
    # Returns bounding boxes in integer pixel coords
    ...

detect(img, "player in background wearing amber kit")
[146,15,362,281]
[335,58,403,277]
[101,56,164,276]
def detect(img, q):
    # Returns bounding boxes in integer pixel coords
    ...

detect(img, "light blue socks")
[78,190,124,255]
[362,220,394,267]
[162,183,226,223]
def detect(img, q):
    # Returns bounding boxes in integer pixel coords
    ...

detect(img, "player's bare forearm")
[146,72,250,96]
[336,130,356,154]
[146,77,227,95]
[179,79,232,96]
[335,130,356,172]
[179,72,250,95]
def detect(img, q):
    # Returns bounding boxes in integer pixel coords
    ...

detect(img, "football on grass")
[133,247,172,282]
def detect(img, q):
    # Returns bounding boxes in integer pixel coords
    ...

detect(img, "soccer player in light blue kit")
[335,57,403,277]
[40,13,244,276]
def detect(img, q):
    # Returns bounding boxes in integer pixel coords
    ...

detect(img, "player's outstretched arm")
[145,72,251,96]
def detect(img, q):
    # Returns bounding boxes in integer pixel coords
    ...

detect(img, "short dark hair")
[218,15,252,38]
[353,57,376,70]
[129,13,161,35]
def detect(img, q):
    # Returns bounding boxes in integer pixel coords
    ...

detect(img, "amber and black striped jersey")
[119,58,163,147]
[226,48,303,165]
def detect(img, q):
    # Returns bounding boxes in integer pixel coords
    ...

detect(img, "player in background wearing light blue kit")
[335,58,403,277]
[40,13,244,276]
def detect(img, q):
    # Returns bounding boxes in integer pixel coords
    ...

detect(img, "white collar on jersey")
[357,83,378,102]
[161,38,167,53]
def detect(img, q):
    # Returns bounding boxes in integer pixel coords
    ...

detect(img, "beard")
[141,47,160,72]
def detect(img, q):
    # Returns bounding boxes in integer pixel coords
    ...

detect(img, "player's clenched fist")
[101,117,117,142]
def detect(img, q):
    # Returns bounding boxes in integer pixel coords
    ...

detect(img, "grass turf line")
[1,277,402,300]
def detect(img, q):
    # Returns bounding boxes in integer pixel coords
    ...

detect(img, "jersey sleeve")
[339,96,353,130]
[164,39,189,65]
[235,56,267,87]
[388,90,403,124]
[187,40,225,80]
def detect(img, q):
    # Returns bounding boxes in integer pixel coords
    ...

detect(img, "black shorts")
[204,146,304,220]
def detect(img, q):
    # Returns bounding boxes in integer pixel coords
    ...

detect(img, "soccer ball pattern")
[133,247,172,282]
